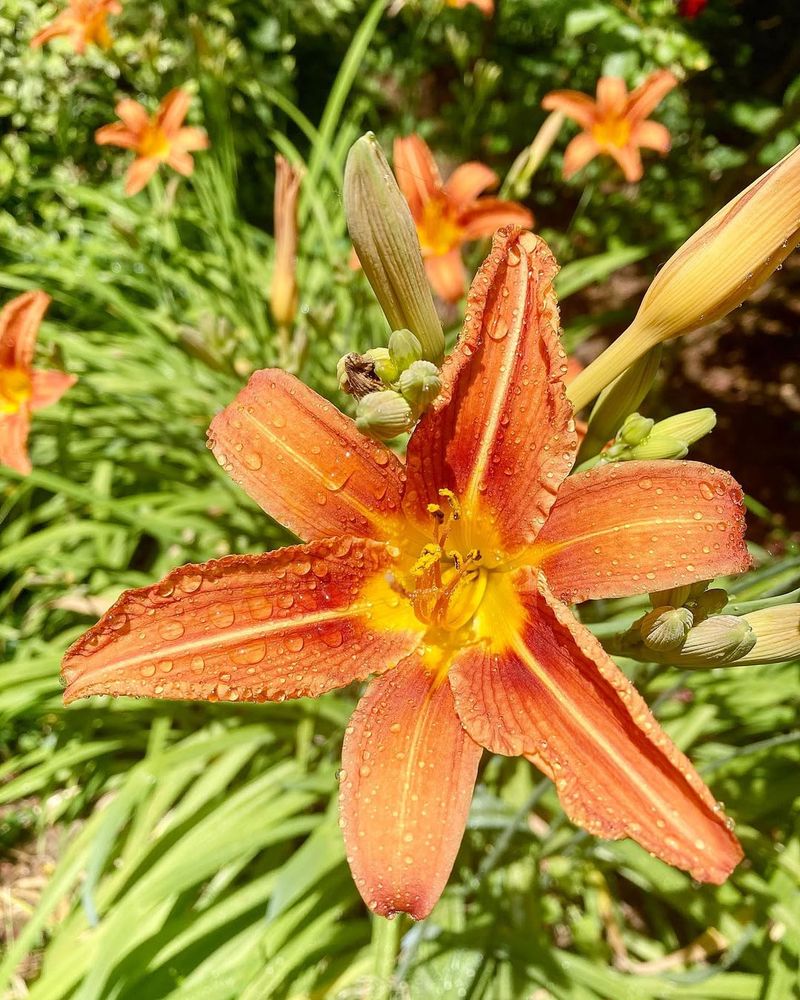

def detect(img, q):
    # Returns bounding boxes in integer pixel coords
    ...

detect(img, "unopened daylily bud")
[692,587,728,623]
[579,346,662,457]
[627,435,688,461]
[388,328,423,372]
[365,347,398,384]
[344,134,444,364]
[651,585,693,609]
[355,390,414,441]
[640,606,694,651]
[619,412,654,446]
[568,143,800,410]
[398,360,442,410]
[651,408,716,447]
[665,614,756,666]
[270,155,302,329]
[505,111,565,199]
[728,604,800,665]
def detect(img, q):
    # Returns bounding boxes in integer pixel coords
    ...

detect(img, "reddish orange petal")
[443,162,498,206]
[114,98,149,133]
[458,198,534,240]
[207,369,406,544]
[62,538,423,705]
[632,119,671,153]
[626,70,678,123]
[157,88,191,135]
[340,654,482,919]
[166,149,195,177]
[541,90,597,130]
[95,122,141,150]
[0,290,49,370]
[0,410,32,475]
[424,249,466,303]
[30,369,76,410]
[532,461,751,603]
[405,228,577,555]
[175,126,209,152]
[449,571,743,884]
[562,132,601,179]
[124,157,160,196]
[595,77,628,119]
[607,143,644,183]
[393,135,442,220]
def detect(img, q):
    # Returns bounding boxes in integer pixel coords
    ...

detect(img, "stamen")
[411,543,443,577]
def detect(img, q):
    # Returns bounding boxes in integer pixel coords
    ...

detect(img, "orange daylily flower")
[31,0,122,54]
[95,89,209,197]
[446,0,494,14]
[394,134,533,303]
[542,70,678,183]
[62,228,750,920]
[0,291,76,475]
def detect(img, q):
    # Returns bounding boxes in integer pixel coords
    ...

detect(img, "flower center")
[416,197,465,257]
[592,116,632,150]
[139,124,172,160]
[0,367,32,415]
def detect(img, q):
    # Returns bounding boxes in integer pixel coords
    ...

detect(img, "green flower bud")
[364,347,398,384]
[388,328,423,372]
[355,390,414,441]
[398,360,442,411]
[692,587,729,623]
[627,435,689,461]
[344,134,444,364]
[650,408,717,447]
[650,585,693,609]
[729,604,800,665]
[639,606,694,651]
[665,614,756,666]
[618,412,655,447]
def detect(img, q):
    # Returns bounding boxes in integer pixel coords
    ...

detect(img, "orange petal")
[443,162,498,206]
[166,149,195,177]
[449,571,743,884]
[541,90,598,130]
[207,369,406,544]
[95,122,141,150]
[30,21,69,47]
[114,98,149,133]
[124,157,160,196]
[0,410,32,474]
[0,290,50,370]
[393,135,442,220]
[532,461,751,603]
[157,88,191,135]
[632,119,671,153]
[30,369,76,410]
[340,654,482,919]
[607,143,643,183]
[175,126,210,152]
[424,249,466,303]
[62,537,423,705]
[562,132,601,179]
[405,228,577,555]
[595,77,629,119]
[458,198,534,240]
[627,69,678,123]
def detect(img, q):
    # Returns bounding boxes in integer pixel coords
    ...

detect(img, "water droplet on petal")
[158,621,184,640]
[210,604,235,628]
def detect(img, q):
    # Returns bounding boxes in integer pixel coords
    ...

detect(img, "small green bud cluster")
[342,329,444,441]
[591,407,717,466]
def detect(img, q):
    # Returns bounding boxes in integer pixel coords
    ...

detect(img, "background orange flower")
[31,0,122,54]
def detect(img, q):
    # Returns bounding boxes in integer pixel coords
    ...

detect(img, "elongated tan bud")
[344,134,444,364]
[270,155,302,328]
[568,143,800,410]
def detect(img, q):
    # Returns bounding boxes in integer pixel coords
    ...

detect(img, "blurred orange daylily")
[394,135,533,302]
[0,292,76,475]
[542,70,678,182]
[95,89,209,197]
[62,228,749,920]
[31,0,122,54]
[446,0,494,14]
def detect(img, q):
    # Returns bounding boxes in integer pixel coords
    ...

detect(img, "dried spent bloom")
[542,71,678,182]
[568,141,800,411]
[95,89,209,197]
[394,134,532,302]
[62,227,750,920]
[0,291,76,475]
[31,0,122,54]
[270,155,303,330]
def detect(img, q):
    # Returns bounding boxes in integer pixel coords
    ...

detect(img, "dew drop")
[699,482,714,500]
[638,478,652,491]
[243,452,263,471]
[210,604,235,628]
[180,572,203,594]
[286,635,304,652]
[190,655,205,671]
[158,620,184,640]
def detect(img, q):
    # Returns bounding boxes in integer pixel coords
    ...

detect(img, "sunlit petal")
[458,198,534,240]
[423,249,466,303]
[443,161,498,205]
[541,90,597,130]
[30,369,77,410]
[0,290,50,371]
[0,409,32,475]
[393,135,442,220]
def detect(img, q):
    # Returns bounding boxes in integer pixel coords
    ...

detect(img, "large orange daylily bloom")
[394,135,533,303]
[31,0,122,54]
[0,291,76,475]
[542,71,678,183]
[95,89,209,197]
[62,228,749,920]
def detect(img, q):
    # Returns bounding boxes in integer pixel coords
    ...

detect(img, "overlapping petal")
[541,90,597,130]
[62,538,424,705]
[458,198,534,240]
[158,88,191,134]
[532,461,751,602]
[405,227,577,554]
[393,135,442,220]
[208,369,407,544]
[340,654,482,919]
[0,410,32,474]
[30,369,77,410]
[0,290,50,370]
[596,77,628,119]
[95,122,140,150]
[443,162,498,205]
[627,69,679,123]
[449,570,742,884]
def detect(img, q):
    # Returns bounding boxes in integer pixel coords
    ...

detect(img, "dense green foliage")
[1,1,798,997]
